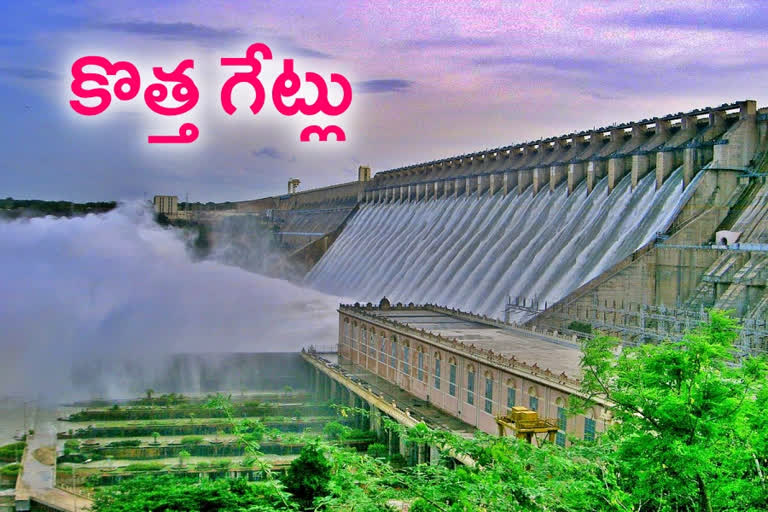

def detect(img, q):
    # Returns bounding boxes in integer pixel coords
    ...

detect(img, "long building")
[332,300,609,445]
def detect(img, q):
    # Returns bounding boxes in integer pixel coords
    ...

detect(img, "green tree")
[178,449,190,468]
[322,421,350,441]
[578,310,768,511]
[151,432,160,445]
[282,440,332,509]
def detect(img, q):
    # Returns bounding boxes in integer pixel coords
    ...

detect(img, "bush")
[0,442,25,462]
[180,436,204,445]
[107,439,141,448]
[64,440,80,455]
[282,441,331,508]
[322,421,350,441]
[366,443,388,459]
[344,428,374,441]
[567,321,592,334]
[0,463,20,477]
[212,459,231,469]
[123,462,165,472]
[195,461,210,470]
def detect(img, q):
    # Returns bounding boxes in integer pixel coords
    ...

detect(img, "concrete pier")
[567,162,585,194]
[518,169,532,194]
[533,167,549,195]
[549,164,566,191]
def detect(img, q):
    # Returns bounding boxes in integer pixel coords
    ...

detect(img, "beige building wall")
[153,195,178,216]
[338,313,608,444]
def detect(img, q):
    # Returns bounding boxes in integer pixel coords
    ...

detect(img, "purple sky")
[1,0,767,202]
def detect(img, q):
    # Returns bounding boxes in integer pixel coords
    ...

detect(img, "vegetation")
[366,443,388,459]
[0,463,20,477]
[106,440,141,448]
[180,435,204,445]
[63,440,80,455]
[0,442,25,462]
[567,320,593,334]
[282,441,332,509]
[88,311,768,511]
[122,462,165,472]
[177,450,190,468]
[322,421,350,441]
[92,475,287,512]
[577,309,768,512]
[0,197,116,218]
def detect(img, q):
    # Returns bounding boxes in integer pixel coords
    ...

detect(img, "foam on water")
[307,169,690,320]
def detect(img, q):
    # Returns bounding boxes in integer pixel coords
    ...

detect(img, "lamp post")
[72,458,92,512]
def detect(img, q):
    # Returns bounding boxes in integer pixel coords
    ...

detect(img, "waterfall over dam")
[306,168,695,320]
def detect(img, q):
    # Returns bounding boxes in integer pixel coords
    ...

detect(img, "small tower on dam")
[358,165,371,182]
[287,178,301,194]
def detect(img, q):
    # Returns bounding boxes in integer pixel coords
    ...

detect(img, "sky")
[1,0,767,202]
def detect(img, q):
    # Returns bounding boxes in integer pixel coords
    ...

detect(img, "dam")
[307,168,692,318]
[156,99,768,326]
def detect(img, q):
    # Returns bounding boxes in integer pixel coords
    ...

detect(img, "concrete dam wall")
[307,167,695,319]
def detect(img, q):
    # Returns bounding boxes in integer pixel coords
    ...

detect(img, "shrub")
[567,320,592,334]
[322,421,350,441]
[123,462,165,472]
[107,439,141,447]
[213,459,231,469]
[0,463,20,477]
[0,442,25,462]
[282,441,331,509]
[366,443,388,459]
[344,428,374,441]
[180,435,204,445]
[63,440,80,455]
[195,461,210,470]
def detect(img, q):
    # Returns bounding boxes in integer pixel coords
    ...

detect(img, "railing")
[304,344,339,354]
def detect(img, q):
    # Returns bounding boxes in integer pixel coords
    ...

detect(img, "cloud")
[605,5,768,33]
[0,66,58,80]
[471,55,611,73]
[250,146,295,161]
[356,79,413,94]
[280,42,332,59]
[90,20,243,42]
[401,35,498,50]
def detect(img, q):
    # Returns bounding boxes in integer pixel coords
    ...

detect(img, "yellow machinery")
[495,406,559,445]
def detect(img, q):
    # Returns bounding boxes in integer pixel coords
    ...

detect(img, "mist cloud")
[0,203,342,400]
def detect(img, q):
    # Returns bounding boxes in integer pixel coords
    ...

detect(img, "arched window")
[466,364,476,405]
[369,329,376,357]
[555,397,567,447]
[528,386,538,412]
[417,346,425,381]
[584,408,596,441]
[506,378,516,410]
[402,341,410,375]
[483,371,493,414]
[434,352,441,390]
[379,333,386,363]
[390,335,398,368]
[448,357,457,396]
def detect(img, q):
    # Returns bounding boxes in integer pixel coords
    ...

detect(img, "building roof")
[341,303,585,389]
